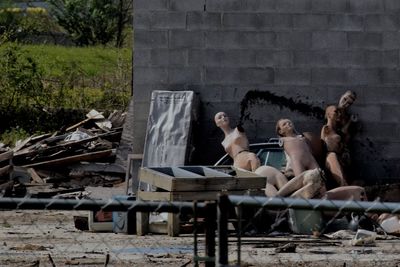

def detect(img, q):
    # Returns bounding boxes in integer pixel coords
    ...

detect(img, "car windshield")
[214,140,287,170]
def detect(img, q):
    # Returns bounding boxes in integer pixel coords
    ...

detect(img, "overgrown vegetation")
[0,1,133,139]
[47,0,132,47]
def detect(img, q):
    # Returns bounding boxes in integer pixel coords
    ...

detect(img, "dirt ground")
[1,210,400,266]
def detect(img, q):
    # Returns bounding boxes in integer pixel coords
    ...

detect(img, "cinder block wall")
[131,0,400,183]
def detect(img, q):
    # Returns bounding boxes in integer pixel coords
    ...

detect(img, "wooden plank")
[27,168,44,184]
[137,190,264,202]
[21,149,114,168]
[0,165,12,177]
[138,168,174,191]
[0,150,13,163]
[139,167,266,191]
[14,130,121,158]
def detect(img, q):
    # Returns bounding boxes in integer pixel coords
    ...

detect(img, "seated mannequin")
[272,118,326,199]
[321,105,348,187]
[214,112,260,171]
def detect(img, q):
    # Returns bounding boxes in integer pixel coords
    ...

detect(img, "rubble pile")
[0,109,126,198]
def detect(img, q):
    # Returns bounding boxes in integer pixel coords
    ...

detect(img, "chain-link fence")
[0,197,209,267]
[1,196,400,266]
[218,195,400,267]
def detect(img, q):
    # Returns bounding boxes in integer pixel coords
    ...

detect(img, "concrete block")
[328,15,364,31]
[275,68,311,85]
[347,68,382,85]
[256,50,292,67]
[348,32,382,49]
[240,32,277,48]
[362,123,399,141]
[293,14,329,30]
[150,49,187,66]
[189,49,256,67]
[206,0,245,11]
[312,32,347,49]
[151,12,186,29]
[362,87,400,104]
[365,51,399,68]
[187,12,222,30]
[134,0,168,11]
[312,68,347,85]
[134,49,151,66]
[133,102,152,121]
[349,0,384,14]
[293,51,329,67]
[365,15,400,31]
[132,120,148,152]
[381,69,400,84]
[168,67,202,84]
[206,31,276,48]
[134,67,168,84]
[169,0,205,11]
[222,13,272,30]
[383,32,400,49]
[170,30,204,48]
[276,0,312,13]
[205,67,274,84]
[195,85,223,102]
[311,0,348,13]
[384,0,400,12]
[277,32,311,49]
[271,14,293,29]
[134,30,168,48]
[134,12,152,30]
[244,0,276,12]
[381,104,400,123]
[327,51,365,67]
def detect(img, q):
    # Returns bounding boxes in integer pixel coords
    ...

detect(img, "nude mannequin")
[321,105,348,186]
[338,90,357,145]
[273,119,326,199]
[214,112,260,171]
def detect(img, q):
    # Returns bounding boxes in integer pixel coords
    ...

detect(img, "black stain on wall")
[239,90,325,123]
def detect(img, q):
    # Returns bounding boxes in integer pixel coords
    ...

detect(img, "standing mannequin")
[321,105,348,186]
[214,112,260,171]
[338,90,357,145]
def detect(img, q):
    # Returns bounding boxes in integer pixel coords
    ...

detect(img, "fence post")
[218,194,229,266]
[205,201,216,267]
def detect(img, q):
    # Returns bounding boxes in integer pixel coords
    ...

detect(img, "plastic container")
[288,209,323,235]
[380,216,400,233]
[88,211,113,232]
[112,195,136,234]
[351,229,377,246]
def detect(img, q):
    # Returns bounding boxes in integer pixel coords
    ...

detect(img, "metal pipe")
[0,198,206,213]
[228,196,400,214]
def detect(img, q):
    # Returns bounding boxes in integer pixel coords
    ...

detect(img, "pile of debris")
[0,109,126,198]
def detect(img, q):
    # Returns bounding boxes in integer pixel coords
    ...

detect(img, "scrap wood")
[66,109,105,132]
[27,168,44,184]
[29,186,85,198]
[14,129,121,159]
[22,149,114,168]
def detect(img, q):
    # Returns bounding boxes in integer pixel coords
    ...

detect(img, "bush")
[0,42,50,109]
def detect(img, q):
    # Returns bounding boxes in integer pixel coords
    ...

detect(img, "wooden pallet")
[136,166,266,236]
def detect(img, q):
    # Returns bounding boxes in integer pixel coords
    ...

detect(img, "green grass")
[17,44,132,78]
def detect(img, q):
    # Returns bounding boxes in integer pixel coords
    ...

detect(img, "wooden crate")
[136,166,266,236]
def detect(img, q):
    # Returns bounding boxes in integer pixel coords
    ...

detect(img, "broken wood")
[22,149,114,168]
[27,168,44,184]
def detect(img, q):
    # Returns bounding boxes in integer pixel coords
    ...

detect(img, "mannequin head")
[214,111,230,128]
[338,90,356,109]
[276,118,296,137]
[325,105,339,122]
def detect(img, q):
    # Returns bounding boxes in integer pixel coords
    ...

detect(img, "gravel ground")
[1,210,400,266]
